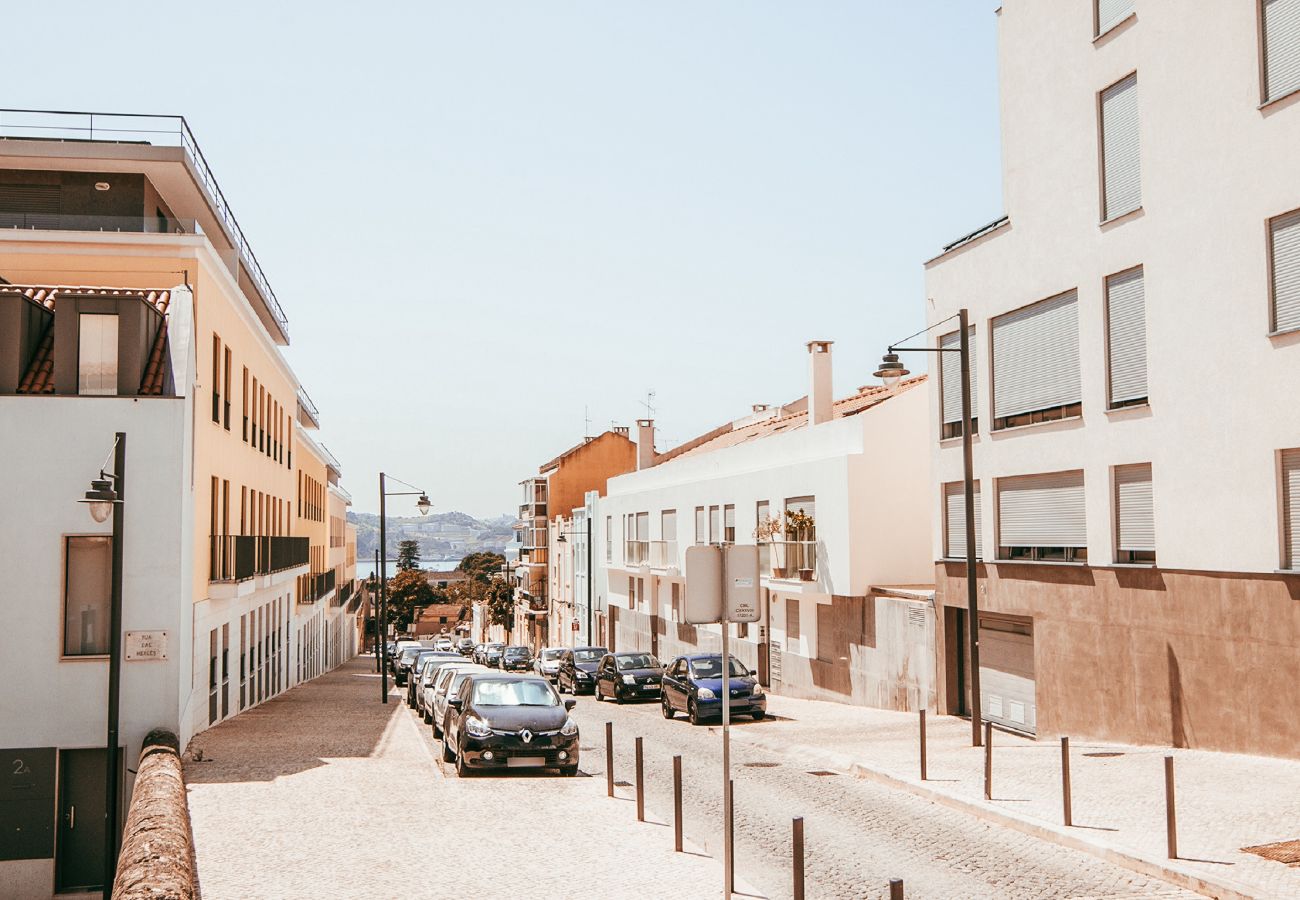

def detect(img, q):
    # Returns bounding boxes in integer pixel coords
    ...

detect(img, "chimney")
[636,419,655,470]
[751,403,770,414]
[807,340,834,425]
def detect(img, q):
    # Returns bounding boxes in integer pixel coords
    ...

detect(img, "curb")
[726,729,1262,900]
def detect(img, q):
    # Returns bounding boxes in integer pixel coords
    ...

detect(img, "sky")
[7,2,1003,518]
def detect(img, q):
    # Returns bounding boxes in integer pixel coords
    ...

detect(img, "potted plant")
[753,515,784,576]
[784,508,816,581]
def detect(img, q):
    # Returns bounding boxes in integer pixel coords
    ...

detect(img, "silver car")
[415,655,470,721]
[431,664,488,738]
[534,647,566,680]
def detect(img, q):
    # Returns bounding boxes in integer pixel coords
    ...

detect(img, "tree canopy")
[386,567,434,629]
[396,539,421,571]
[460,551,506,583]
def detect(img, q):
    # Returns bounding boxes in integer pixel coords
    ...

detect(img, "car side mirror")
[447,698,463,710]
[564,698,576,711]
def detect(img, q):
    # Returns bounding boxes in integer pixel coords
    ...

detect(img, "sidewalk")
[732,693,1300,900]
[183,656,725,899]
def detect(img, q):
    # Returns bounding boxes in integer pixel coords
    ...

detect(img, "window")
[628,576,637,610]
[1106,267,1148,407]
[939,327,977,439]
[723,504,736,543]
[64,536,111,655]
[671,582,681,621]
[1269,208,1300,333]
[605,516,612,562]
[1100,73,1141,221]
[785,598,800,642]
[79,314,119,396]
[756,500,771,571]
[1262,0,1300,103]
[708,506,720,544]
[943,481,983,560]
[816,604,835,663]
[1114,463,1155,564]
[997,471,1088,562]
[992,292,1081,429]
[242,367,250,441]
[210,334,221,417]
[1282,449,1300,569]
[694,507,706,545]
[223,346,232,429]
[1096,0,1134,36]
[661,510,677,542]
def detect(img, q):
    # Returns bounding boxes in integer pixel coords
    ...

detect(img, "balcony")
[0,211,197,233]
[333,578,354,608]
[649,540,679,570]
[297,568,337,605]
[768,540,817,581]
[210,535,309,582]
[624,540,650,566]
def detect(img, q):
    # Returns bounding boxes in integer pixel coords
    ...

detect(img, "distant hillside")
[348,510,515,565]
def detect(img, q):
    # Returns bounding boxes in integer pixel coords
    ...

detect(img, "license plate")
[506,756,546,767]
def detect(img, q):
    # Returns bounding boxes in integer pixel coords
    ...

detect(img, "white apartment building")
[924,1,1300,756]
[597,341,936,708]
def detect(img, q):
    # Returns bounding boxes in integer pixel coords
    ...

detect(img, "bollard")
[1165,755,1178,859]
[606,721,614,798]
[673,755,683,852]
[1061,736,1072,827]
[889,878,905,900]
[792,816,805,900]
[635,736,645,822]
[919,709,927,781]
[984,721,993,800]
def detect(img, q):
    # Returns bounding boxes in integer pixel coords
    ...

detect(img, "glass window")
[723,505,736,543]
[64,536,111,655]
[1262,0,1300,103]
[695,507,706,544]
[472,679,559,706]
[1100,73,1141,221]
[78,313,119,396]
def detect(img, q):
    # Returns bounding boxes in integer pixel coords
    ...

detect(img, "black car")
[393,646,427,686]
[556,646,607,695]
[479,642,505,667]
[500,645,533,672]
[406,651,462,707]
[442,674,579,776]
[594,652,663,703]
[456,638,475,657]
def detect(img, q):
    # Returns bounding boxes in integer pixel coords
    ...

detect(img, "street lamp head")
[416,493,432,516]
[873,352,910,389]
[556,532,566,543]
[79,476,119,523]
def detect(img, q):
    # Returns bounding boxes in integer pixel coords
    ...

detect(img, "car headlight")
[697,687,716,700]
[560,717,578,736]
[576,670,590,679]
[465,715,492,738]
[622,674,636,684]
[750,684,764,698]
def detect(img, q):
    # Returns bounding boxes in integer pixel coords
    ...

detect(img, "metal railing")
[769,540,817,580]
[333,578,354,608]
[209,535,309,582]
[624,540,650,566]
[296,568,337,605]
[0,212,197,233]
[0,108,289,338]
[649,540,679,569]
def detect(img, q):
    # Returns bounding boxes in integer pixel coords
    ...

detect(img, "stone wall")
[112,729,198,900]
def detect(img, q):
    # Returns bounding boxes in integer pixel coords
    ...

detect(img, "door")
[56,748,112,893]
[979,614,1036,734]
[946,607,968,717]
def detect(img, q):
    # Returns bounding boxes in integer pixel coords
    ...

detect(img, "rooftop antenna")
[584,405,592,440]
[639,389,657,419]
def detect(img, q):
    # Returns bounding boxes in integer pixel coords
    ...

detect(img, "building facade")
[924,1,1300,756]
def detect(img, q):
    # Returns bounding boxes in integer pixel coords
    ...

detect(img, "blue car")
[660,654,766,725]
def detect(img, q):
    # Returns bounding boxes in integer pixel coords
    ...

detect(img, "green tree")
[485,577,514,631]
[386,567,434,630]
[460,551,506,583]
[396,539,421,572]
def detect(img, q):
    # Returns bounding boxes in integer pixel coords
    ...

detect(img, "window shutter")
[940,328,977,426]
[1264,0,1300,102]
[1101,74,1141,220]
[1106,268,1148,404]
[997,472,1087,548]
[1115,463,1154,552]
[992,292,1081,420]
[1271,209,1300,333]
[1284,449,1300,569]
[944,481,983,559]
[1097,0,1134,34]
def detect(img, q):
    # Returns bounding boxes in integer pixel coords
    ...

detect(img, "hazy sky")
[8,2,1002,518]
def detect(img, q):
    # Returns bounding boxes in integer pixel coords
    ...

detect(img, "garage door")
[979,614,1035,734]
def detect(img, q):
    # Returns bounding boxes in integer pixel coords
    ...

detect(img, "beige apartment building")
[924,2,1300,757]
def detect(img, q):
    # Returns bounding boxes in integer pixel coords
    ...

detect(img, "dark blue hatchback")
[660,654,766,725]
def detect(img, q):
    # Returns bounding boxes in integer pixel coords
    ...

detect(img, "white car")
[534,647,566,680]
[431,664,488,738]
[433,636,454,652]
[414,656,470,720]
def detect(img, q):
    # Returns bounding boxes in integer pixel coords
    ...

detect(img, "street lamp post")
[876,308,983,747]
[79,433,125,898]
[378,472,431,703]
[371,549,381,672]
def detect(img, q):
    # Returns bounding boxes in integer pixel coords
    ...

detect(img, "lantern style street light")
[377,473,431,702]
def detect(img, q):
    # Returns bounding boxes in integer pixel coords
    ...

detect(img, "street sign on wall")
[125,630,169,661]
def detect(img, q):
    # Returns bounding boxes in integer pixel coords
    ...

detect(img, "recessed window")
[694,507,706,545]
[78,313,119,396]
[943,481,983,560]
[997,471,1087,563]
[1106,267,1148,407]
[939,327,978,439]
[64,536,111,655]
[1282,449,1300,570]
[1100,73,1141,221]
[723,504,736,543]
[1096,0,1135,36]
[1261,0,1300,103]
[1269,208,1300,333]
[1114,463,1155,564]
[992,292,1081,430]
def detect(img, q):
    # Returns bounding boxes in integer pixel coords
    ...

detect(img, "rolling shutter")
[1101,74,1141,220]
[1264,0,1300,102]
[1270,209,1300,333]
[998,472,1086,549]
[940,328,977,426]
[992,292,1080,420]
[1115,463,1154,552]
[1097,0,1134,34]
[1106,268,1148,404]
[944,481,983,559]
[1284,449,1300,569]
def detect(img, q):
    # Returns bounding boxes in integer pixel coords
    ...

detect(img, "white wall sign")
[124,630,169,661]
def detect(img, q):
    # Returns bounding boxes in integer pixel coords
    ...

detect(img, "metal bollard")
[1061,736,1072,827]
[673,755,683,852]
[635,736,645,822]
[792,816,805,900]
[919,709,927,781]
[984,721,993,800]
[889,878,905,899]
[1165,755,1177,859]
[605,721,614,798]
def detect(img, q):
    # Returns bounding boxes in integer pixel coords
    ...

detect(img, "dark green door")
[56,749,106,893]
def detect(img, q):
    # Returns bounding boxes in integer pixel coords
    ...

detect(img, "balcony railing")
[649,540,679,569]
[0,212,198,233]
[210,535,310,582]
[624,540,650,566]
[297,568,337,605]
[768,540,817,580]
[333,578,354,608]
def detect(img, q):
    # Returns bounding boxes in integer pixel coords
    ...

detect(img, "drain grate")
[1083,751,1124,758]
[743,761,780,768]
[807,770,838,777]
[1242,839,1300,866]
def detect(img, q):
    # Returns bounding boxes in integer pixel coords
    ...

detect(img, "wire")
[887,312,963,352]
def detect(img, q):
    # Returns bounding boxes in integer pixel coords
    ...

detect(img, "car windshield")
[690,657,747,679]
[486,643,504,651]
[472,679,559,707]
[504,648,529,658]
[448,671,477,693]
[617,653,659,671]
[541,649,565,661]
[574,649,606,662]
[400,649,421,662]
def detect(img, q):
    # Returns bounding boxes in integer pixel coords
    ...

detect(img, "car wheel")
[423,710,432,724]
[661,696,675,719]
[432,719,442,739]
[442,734,455,763]
[455,746,472,777]
[613,685,624,704]
[594,684,604,702]
[688,699,700,726]
[751,710,766,721]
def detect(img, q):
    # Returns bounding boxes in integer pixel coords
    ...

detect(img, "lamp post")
[79,433,125,898]
[876,308,983,747]
[555,513,592,647]
[370,550,381,671]
[378,473,431,703]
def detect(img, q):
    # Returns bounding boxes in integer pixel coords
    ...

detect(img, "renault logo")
[520,728,533,744]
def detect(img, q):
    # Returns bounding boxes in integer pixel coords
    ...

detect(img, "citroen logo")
[520,728,533,744]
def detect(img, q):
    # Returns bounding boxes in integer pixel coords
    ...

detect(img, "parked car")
[388,640,421,674]
[394,646,429,686]
[479,642,505,668]
[442,674,579,776]
[422,661,485,725]
[660,654,766,724]
[457,638,475,656]
[500,645,533,672]
[534,647,566,680]
[595,652,664,703]
[430,663,489,737]
[556,646,607,695]
[472,643,486,663]
[434,636,454,652]
[411,653,467,712]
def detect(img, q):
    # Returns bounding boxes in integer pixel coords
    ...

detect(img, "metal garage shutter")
[979,615,1036,734]
[998,471,1087,548]
[944,481,983,559]
[940,327,977,426]
[1115,463,1155,552]
[1264,0,1300,102]
[1106,268,1148,405]
[1097,0,1134,34]
[1101,74,1141,220]
[1271,209,1300,333]
[992,292,1080,420]
[1284,449,1300,569]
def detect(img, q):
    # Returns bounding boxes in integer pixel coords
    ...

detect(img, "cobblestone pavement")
[570,693,1202,900]
[184,656,723,900]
